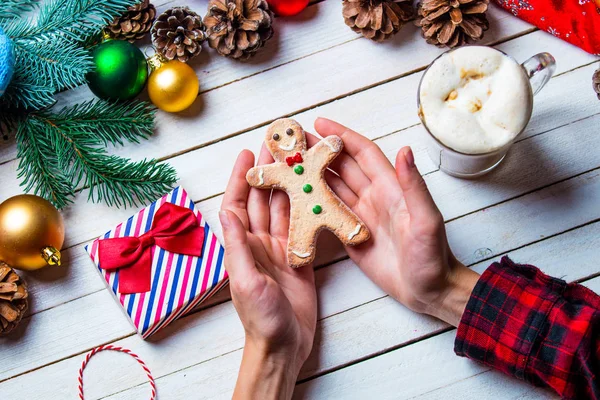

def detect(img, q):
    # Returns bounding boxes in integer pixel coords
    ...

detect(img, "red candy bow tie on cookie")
[286,152,303,166]
[98,203,204,294]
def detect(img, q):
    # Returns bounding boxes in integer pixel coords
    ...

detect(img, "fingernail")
[219,210,229,229]
[403,147,415,168]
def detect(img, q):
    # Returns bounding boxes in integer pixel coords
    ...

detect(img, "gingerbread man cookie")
[246,118,370,267]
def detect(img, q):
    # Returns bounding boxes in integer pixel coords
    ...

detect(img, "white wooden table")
[1,1,599,398]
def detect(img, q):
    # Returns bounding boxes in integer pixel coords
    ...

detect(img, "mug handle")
[521,52,556,96]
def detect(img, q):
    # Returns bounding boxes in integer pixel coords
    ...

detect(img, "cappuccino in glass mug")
[418,46,556,178]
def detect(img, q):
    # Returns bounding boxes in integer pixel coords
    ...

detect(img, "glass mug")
[417,47,556,178]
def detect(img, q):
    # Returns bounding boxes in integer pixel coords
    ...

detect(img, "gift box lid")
[85,186,228,339]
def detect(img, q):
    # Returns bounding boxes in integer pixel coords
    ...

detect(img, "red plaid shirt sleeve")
[455,256,600,399]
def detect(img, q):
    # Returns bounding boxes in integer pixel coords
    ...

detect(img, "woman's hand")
[313,118,479,327]
[220,148,317,400]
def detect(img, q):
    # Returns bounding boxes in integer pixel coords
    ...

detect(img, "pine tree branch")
[13,37,93,91]
[0,0,39,22]
[18,102,176,209]
[3,0,140,111]
[0,70,56,110]
[53,125,178,208]
[78,154,178,208]
[5,0,138,44]
[16,116,74,209]
[50,100,156,146]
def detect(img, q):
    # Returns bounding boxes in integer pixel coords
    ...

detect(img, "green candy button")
[312,205,322,214]
[303,184,313,193]
[294,165,304,175]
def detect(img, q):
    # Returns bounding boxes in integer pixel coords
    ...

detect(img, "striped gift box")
[85,186,228,339]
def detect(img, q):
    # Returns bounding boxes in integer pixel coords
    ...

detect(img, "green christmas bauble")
[87,40,148,101]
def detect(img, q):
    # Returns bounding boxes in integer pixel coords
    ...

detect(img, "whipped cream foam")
[419,46,533,154]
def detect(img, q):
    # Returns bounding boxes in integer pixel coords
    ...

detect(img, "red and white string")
[78,345,156,400]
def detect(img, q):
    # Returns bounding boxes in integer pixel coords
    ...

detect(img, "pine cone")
[107,0,156,42]
[0,262,28,335]
[152,7,207,63]
[342,0,414,42]
[416,0,489,48]
[203,0,274,60]
[593,68,600,100]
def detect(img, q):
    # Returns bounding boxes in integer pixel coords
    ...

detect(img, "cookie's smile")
[279,137,296,151]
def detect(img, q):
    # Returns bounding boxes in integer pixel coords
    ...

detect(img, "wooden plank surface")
[0,31,596,253]
[0,28,591,328]
[15,73,600,321]
[3,164,600,397]
[297,277,600,400]
[0,1,531,164]
[0,1,598,399]
[7,123,600,382]
[0,0,352,164]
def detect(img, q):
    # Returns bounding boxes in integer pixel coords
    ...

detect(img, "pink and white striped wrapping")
[85,187,228,339]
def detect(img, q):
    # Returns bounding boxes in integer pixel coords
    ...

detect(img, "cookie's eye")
[273,133,280,141]
[286,128,294,136]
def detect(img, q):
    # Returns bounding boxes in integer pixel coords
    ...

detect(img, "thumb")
[219,209,257,283]
[394,147,440,223]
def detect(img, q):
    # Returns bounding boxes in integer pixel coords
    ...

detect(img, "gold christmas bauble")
[0,195,65,271]
[147,59,199,113]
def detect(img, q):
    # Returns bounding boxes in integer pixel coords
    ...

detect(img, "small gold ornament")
[147,54,199,112]
[0,195,65,271]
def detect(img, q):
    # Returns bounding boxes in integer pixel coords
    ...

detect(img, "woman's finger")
[325,170,359,209]
[269,189,290,239]
[247,144,273,234]
[219,210,260,285]
[395,147,441,224]
[314,117,396,182]
[306,132,371,196]
[221,150,255,230]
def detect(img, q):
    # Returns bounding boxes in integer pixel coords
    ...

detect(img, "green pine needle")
[0,72,56,110]
[16,38,93,91]
[4,0,176,209]
[3,0,140,111]
[18,101,177,209]
[50,100,156,146]
[16,116,75,209]
[77,155,178,208]
[5,0,138,44]
[0,0,39,22]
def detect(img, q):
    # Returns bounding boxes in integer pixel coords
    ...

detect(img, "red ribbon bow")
[285,152,303,166]
[98,203,205,294]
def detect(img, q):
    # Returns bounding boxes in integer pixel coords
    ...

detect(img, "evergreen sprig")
[0,0,40,22]
[17,38,92,92]
[1,0,138,111]
[16,116,74,209]
[5,0,136,44]
[1,69,56,110]
[50,100,156,145]
[3,0,178,209]
[16,100,178,209]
